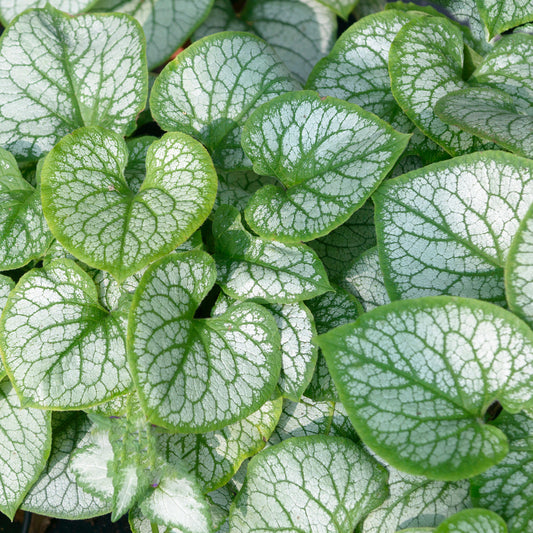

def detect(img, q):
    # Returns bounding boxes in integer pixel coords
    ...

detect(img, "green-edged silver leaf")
[0,379,52,520]
[471,411,533,533]
[0,5,147,161]
[0,147,53,270]
[389,16,492,156]
[150,32,299,171]
[41,128,217,282]
[317,296,533,480]
[0,259,131,409]
[242,91,410,242]
[229,436,389,532]
[374,151,533,302]
[0,0,96,23]
[213,205,331,303]
[309,201,376,284]
[0,274,15,375]
[90,0,214,70]
[269,397,334,445]
[470,34,533,114]
[360,459,470,532]
[158,396,282,493]
[506,201,533,328]
[435,87,533,159]
[476,0,533,38]
[140,463,213,533]
[304,287,362,401]
[434,509,507,533]
[342,247,391,312]
[128,250,282,432]
[21,412,110,518]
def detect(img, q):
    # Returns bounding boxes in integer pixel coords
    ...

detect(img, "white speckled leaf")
[150,32,298,171]
[140,464,212,533]
[242,91,410,242]
[360,458,471,532]
[213,205,331,303]
[435,87,533,159]
[90,0,214,70]
[0,259,131,409]
[506,202,533,328]
[374,151,533,302]
[476,0,533,38]
[470,34,533,115]
[0,6,147,161]
[21,412,110,518]
[128,250,282,432]
[389,16,492,156]
[342,247,390,312]
[304,287,362,401]
[0,148,53,270]
[158,396,282,492]
[0,0,96,23]
[0,379,52,520]
[41,128,217,282]
[229,436,388,532]
[471,411,533,533]
[269,397,334,445]
[435,509,507,533]
[318,296,533,480]
[309,201,376,284]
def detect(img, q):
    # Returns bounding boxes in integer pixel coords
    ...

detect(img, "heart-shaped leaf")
[158,396,282,493]
[0,259,131,409]
[476,0,533,38]
[435,87,533,159]
[128,250,282,432]
[242,91,410,242]
[0,5,147,161]
[229,436,389,532]
[318,296,533,479]
[0,147,53,270]
[0,0,96,24]
[471,411,533,533]
[90,0,214,70]
[434,509,508,533]
[374,151,533,302]
[389,16,492,155]
[21,412,110,518]
[41,127,217,282]
[150,32,298,171]
[506,202,533,328]
[0,379,52,520]
[213,205,331,303]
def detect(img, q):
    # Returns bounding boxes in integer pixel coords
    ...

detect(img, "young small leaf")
[128,250,282,432]
[434,508,507,533]
[318,297,533,480]
[229,436,389,532]
[0,259,131,409]
[150,32,298,171]
[41,128,217,282]
[0,6,147,160]
[213,205,331,303]
[242,91,410,242]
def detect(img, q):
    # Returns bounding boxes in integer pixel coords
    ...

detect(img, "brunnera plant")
[0,0,532,532]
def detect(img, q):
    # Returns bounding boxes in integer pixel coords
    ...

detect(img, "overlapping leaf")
[476,0,533,38]
[213,205,331,303]
[90,0,214,70]
[434,509,508,532]
[374,151,533,301]
[0,0,96,24]
[150,32,298,171]
[471,411,533,533]
[0,379,52,520]
[229,436,389,532]
[0,259,131,408]
[0,5,147,161]
[242,91,410,242]
[318,297,533,479]
[41,128,217,282]
[128,250,282,432]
